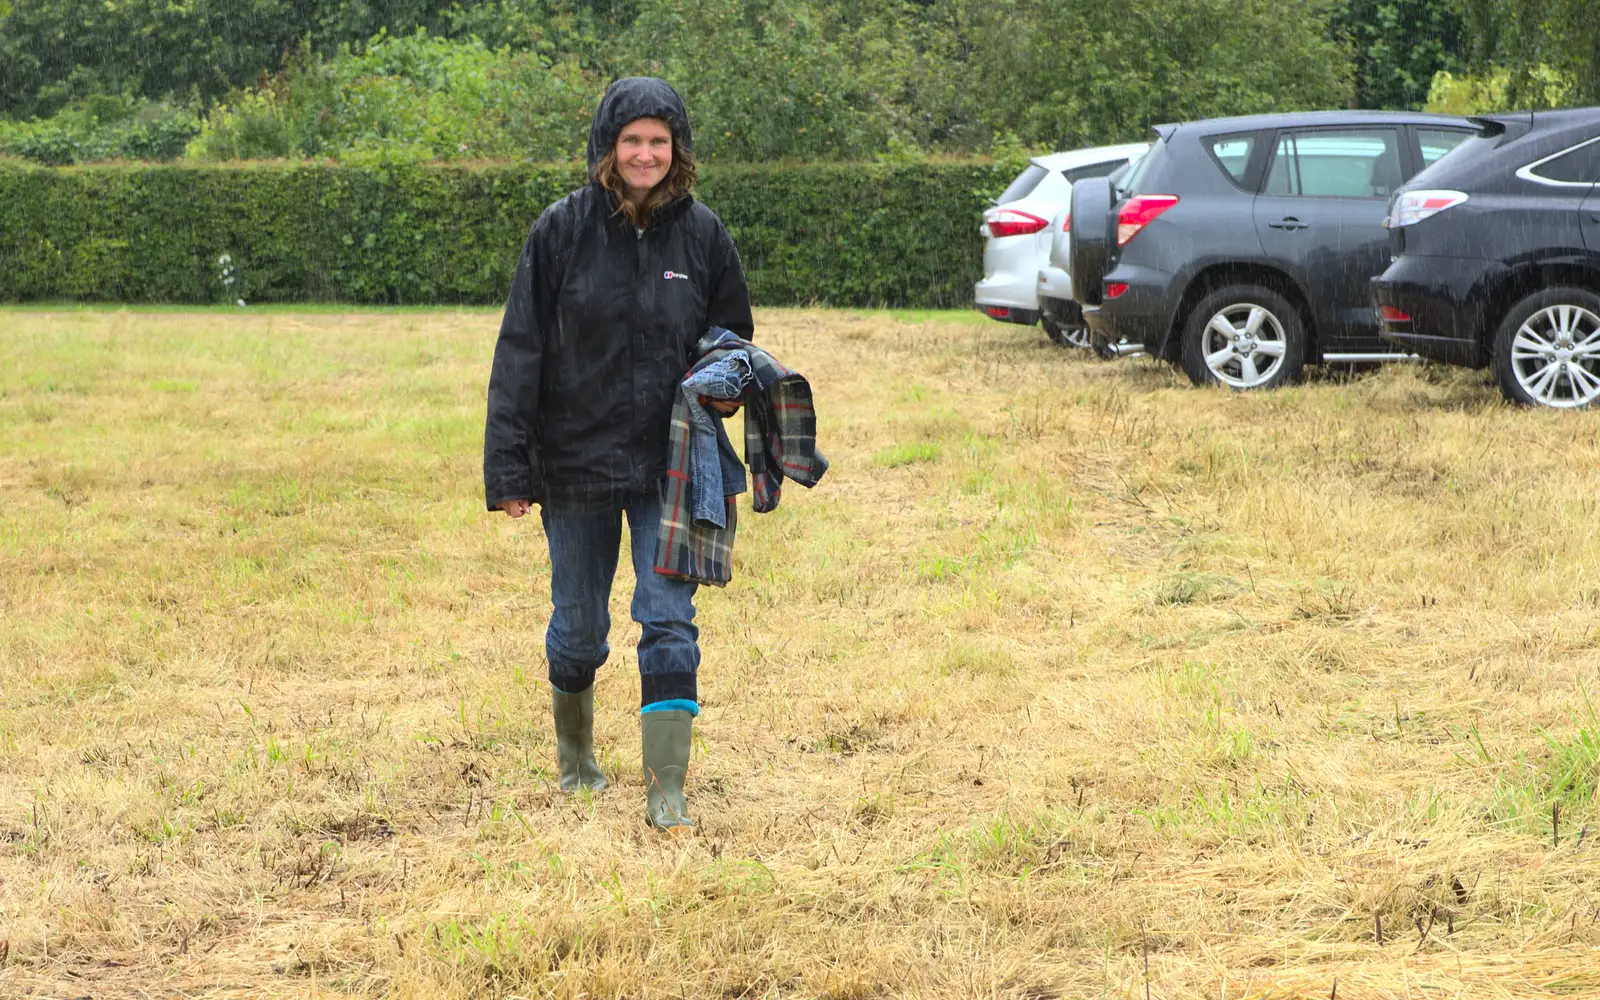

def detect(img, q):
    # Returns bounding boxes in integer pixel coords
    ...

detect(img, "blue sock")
[641,699,699,717]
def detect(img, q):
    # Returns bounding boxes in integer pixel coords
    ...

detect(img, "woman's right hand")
[498,499,532,518]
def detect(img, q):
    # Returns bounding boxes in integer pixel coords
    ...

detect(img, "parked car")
[1069,111,1474,387]
[1040,161,1141,352]
[1373,108,1600,408]
[976,143,1149,345]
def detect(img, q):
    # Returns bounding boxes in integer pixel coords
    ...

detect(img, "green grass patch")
[875,441,941,468]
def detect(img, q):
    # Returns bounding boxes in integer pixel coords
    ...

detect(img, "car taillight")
[1116,195,1178,246]
[1060,213,1071,233]
[1105,282,1129,299]
[986,209,1049,238]
[1387,190,1468,228]
[1380,305,1411,322]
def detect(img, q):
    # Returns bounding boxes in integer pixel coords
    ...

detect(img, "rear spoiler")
[1468,112,1535,144]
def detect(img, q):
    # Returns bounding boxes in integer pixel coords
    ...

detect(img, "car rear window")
[1525,137,1600,184]
[1062,158,1131,183]
[1119,137,1164,194]
[996,164,1048,204]
[1207,133,1256,185]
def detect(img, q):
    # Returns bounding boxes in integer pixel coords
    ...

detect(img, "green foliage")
[1423,67,1573,115]
[183,92,294,163]
[888,0,1352,150]
[1458,0,1600,106]
[620,0,892,160]
[1422,71,1505,115]
[185,33,593,164]
[0,159,1017,307]
[1465,689,1600,838]
[1332,0,1464,110]
[0,0,459,118]
[0,96,200,166]
[443,0,636,71]
[2,0,1358,164]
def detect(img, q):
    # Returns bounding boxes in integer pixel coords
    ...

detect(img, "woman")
[483,77,754,831]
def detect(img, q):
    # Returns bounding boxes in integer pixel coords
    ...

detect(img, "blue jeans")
[540,489,700,707]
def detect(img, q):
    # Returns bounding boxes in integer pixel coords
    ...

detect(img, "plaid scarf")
[655,329,827,586]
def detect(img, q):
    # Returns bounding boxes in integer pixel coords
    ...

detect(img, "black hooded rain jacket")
[483,77,755,510]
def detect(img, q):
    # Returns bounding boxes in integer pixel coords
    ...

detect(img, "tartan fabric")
[742,339,827,513]
[654,329,827,586]
[654,414,739,587]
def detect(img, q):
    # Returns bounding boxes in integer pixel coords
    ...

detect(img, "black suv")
[1374,108,1600,408]
[1071,111,1474,388]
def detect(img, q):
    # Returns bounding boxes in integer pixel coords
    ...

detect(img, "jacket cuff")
[486,481,538,512]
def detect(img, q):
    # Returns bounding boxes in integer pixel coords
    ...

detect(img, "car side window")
[1206,133,1257,187]
[1263,128,1404,198]
[1524,138,1600,184]
[1264,135,1298,195]
[1418,128,1471,166]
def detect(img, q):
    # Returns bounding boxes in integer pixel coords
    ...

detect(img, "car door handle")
[1268,218,1309,231]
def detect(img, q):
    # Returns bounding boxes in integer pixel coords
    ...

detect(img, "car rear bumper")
[977,231,1045,316]
[975,273,1040,314]
[1082,263,1173,354]
[1372,254,1507,369]
[1038,265,1072,302]
[975,302,1040,325]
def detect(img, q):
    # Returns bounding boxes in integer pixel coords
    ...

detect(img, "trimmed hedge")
[0,159,1021,308]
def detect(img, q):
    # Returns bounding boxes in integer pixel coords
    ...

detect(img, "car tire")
[1491,286,1600,409]
[1180,285,1306,390]
[1042,315,1091,349]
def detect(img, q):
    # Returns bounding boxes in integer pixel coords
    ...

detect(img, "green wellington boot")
[551,686,606,793]
[641,710,695,830]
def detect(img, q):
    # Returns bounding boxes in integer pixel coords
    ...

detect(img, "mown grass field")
[3,306,1600,999]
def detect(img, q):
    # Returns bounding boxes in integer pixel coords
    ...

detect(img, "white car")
[1042,160,1143,353]
[975,142,1149,346]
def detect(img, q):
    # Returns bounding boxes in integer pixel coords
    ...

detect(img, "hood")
[585,77,693,172]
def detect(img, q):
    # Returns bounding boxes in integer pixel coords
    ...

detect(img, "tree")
[1457,0,1593,106]
[0,0,458,117]
[901,0,1351,151]
[617,0,893,160]
[1333,0,1465,109]
[3,0,1363,162]
[185,32,593,163]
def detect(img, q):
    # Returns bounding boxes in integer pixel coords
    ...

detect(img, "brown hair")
[592,131,697,229]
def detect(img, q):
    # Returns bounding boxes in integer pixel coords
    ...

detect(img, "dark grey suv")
[1374,108,1600,408]
[1071,111,1475,388]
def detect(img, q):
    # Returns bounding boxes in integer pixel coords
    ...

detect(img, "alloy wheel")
[1061,324,1092,349]
[1200,303,1288,388]
[1509,304,1600,408]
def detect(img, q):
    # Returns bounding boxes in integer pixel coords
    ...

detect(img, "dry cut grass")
[2,306,1600,998]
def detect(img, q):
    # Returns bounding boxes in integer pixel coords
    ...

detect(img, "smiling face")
[615,117,674,197]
